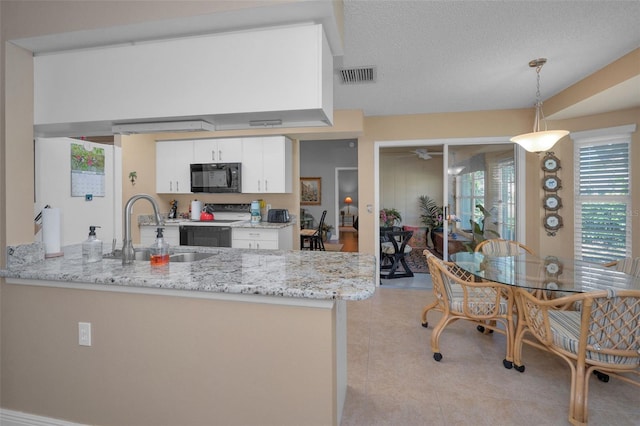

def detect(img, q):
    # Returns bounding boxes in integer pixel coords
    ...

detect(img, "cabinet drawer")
[232,228,278,241]
[232,239,279,250]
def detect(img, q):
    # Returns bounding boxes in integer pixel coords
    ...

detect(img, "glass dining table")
[450,252,640,293]
[450,251,640,425]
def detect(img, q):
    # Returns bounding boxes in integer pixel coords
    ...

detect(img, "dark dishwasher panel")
[179,225,232,247]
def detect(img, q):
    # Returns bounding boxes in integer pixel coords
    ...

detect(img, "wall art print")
[300,177,321,205]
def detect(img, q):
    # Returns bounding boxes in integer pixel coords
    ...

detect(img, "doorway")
[336,167,358,251]
[375,138,526,279]
[299,139,358,248]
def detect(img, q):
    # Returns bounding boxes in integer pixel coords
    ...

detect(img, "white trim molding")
[1,409,87,426]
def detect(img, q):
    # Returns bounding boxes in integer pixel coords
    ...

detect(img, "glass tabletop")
[450,252,640,293]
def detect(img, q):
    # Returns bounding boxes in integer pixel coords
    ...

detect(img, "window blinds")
[573,127,633,263]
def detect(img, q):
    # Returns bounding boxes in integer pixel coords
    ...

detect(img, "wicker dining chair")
[475,238,536,256]
[513,288,640,425]
[473,239,535,334]
[603,257,640,277]
[421,249,474,327]
[423,252,516,369]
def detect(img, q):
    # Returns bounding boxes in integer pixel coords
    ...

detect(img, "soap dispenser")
[149,227,170,266]
[82,226,103,264]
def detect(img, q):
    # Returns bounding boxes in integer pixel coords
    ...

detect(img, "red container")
[200,212,214,221]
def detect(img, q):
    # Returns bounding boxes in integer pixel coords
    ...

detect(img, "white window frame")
[458,170,485,231]
[572,124,635,262]
[488,154,516,240]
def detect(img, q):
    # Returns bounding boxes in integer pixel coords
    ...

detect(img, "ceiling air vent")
[338,66,376,84]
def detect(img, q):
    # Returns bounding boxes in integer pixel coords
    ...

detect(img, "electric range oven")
[179,203,250,247]
[179,222,234,247]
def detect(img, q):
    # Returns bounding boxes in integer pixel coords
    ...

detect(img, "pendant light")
[511,58,569,153]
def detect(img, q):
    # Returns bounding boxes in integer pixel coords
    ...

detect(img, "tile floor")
[341,273,639,425]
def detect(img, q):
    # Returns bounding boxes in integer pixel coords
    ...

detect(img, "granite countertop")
[1,243,376,301]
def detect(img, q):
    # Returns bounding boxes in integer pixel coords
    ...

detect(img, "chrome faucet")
[122,194,163,265]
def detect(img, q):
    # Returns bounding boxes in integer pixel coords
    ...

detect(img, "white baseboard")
[0,409,86,426]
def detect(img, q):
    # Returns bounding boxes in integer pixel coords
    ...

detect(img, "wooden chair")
[513,288,640,425]
[475,238,536,256]
[380,230,413,279]
[423,252,516,369]
[300,210,326,251]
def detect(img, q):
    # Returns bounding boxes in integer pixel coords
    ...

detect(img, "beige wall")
[4,43,34,247]
[379,150,444,226]
[2,283,339,426]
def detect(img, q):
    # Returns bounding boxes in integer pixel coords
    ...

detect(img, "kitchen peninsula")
[1,243,375,426]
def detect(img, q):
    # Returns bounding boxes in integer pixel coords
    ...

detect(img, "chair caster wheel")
[503,359,513,369]
[514,364,525,373]
[433,352,443,362]
[476,325,493,334]
[594,371,610,382]
[421,322,429,328]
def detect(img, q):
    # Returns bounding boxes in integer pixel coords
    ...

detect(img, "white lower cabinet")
[140,225,180,246]
[232,227,292,250]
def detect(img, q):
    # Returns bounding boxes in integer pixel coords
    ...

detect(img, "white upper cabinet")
[156,140,193,193]
[34,24,333,137]
[193,138,242,163]
[241,136,292,194]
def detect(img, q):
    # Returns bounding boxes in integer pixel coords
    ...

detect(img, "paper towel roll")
[191,200,202,220]
[42,207,63,258]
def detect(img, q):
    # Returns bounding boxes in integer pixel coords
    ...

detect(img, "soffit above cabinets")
[34,24,334,137]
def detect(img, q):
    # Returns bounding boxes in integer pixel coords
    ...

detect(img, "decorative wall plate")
[544,256,564,276]
[543,194,562,211]
[542,176,561,192]
[545,280,559,291]
[544,213,563,231]
[541,153,561,173]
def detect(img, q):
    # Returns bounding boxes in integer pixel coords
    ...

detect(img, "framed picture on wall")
[300,177,321,205]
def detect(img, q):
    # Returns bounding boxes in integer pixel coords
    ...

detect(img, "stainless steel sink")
[169,252,215,262]
[104,249,150,261]
[104,249,215,262]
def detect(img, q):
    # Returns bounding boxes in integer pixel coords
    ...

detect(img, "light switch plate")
[78,322,92,346]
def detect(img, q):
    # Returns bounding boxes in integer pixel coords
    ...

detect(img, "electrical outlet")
[78,322,92,346]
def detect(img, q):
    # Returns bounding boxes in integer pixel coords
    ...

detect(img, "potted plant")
[418,195,443,229]
[418,195,443,247]
[464,204,500,252]
[379,208,402,228]
[321,223,334,241]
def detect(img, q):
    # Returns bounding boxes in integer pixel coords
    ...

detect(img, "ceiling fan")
[408,148,443,160]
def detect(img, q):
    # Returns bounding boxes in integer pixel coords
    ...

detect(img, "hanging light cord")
[532,59,547,133]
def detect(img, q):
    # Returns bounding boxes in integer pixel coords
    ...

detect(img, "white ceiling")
[336,0,640,118]
[13,0,640,121]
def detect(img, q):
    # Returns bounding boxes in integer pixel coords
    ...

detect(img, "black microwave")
[190,163,241,193]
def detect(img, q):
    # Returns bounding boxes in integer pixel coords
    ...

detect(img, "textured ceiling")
[12,0,640,121]
[335,0,640,118]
